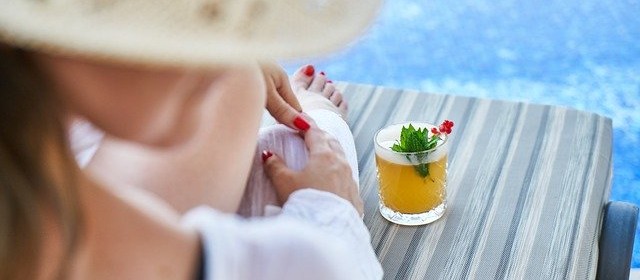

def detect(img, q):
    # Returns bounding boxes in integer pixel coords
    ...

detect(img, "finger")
[260,63,304,129]
[303,126,333,153]
[267,79,302,129]
[263,152,298,203]
[291,113,317,136]
[273,73,303,112]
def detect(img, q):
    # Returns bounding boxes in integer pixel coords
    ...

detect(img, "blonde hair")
[0,47,81,279]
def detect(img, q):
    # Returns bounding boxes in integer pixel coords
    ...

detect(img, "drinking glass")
[374,122,448,226]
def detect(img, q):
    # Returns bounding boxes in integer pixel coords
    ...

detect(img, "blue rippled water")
[286,0,640,267]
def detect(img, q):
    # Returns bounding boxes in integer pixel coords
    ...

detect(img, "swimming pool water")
[285,0,640,267]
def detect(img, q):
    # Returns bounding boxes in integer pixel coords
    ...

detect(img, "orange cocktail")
[374,122,449,225]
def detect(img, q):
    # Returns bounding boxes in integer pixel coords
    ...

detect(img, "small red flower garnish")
[437,119,454,135]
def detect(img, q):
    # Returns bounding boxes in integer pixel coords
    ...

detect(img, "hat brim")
[0,0,382,68]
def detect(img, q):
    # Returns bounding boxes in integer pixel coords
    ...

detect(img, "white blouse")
[70,113,382,279]
[182,189,383,280]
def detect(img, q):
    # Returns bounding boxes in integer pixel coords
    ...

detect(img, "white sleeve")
[68,118,104,167]
[182,189,383,280]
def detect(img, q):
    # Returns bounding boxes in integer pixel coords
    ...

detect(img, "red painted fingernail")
[303,65,315,76]
[293,115,311,131]
[261,150,273,162]
[327,80,333,83]
[319,71,325,76]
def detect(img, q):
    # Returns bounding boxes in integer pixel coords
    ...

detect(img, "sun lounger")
[339,82,636,279]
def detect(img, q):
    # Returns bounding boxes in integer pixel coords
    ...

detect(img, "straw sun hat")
[0,0,382,68]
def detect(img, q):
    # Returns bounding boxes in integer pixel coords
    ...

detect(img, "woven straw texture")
[0,0,381,67]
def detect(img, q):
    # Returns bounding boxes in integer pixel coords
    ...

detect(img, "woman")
[0,0,382,279]
[74,62,358,217]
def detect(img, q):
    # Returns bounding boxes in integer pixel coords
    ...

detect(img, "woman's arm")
[183,189,383,280]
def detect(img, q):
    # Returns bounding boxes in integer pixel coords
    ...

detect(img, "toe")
[291,64,315,91]
[322,83,336,98]
[338,100,349,119]
[329,90,343,106]
[339,100,348,110]
[308,72,328,92]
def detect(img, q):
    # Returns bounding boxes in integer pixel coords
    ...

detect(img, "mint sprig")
[390,124,438,178]
[388,121,454,178]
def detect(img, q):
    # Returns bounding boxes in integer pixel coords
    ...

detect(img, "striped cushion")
[339,83,612,279]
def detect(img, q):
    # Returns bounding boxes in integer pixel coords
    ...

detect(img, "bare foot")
[290,65,348,120]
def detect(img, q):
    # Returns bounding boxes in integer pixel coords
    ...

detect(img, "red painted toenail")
[327,80,333,83]
[319,71,325,75]
[303,65,315,76]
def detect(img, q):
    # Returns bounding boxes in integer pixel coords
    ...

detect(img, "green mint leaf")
[392,124,432,153]
[390,124,441,178]
[391,142,403,152]
[426,134,440,150]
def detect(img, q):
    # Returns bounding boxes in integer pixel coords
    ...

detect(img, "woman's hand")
[260,62,305,130]
[262,119,363,216]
